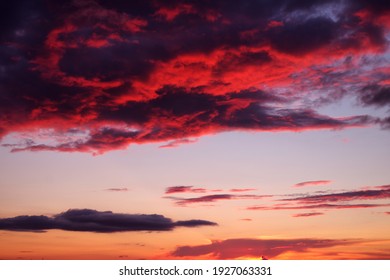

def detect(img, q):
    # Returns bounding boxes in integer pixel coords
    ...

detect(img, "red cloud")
[1,1,388,153]
[294,180,332,187]
[154,4,195,21]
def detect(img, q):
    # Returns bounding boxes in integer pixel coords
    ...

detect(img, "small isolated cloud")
[105,188,129,192]
[159,138,198,148]
[247,203,390,211]
[165,186,207,194]
[229,188,257,192]
[294,180,332,187]
[292,212,324,218]
[0,209,217,233]
[240,218,252,221]
[171,238,357,259]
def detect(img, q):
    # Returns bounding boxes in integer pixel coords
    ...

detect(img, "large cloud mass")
[0,0,389,153]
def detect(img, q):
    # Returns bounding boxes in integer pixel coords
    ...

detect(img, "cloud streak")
[0,209,217,233]
[105,188,129,192]
[282,185,390,203]
[168,194,272,206]
[294,180,332,188]
[247,185,390,213]
[165,186,208,194]
[247,203,390,211]
[292,212,324,218]
[229,188,257,192]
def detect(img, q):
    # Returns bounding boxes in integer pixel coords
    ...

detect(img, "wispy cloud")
[240,218,253,221]
[105,188,129,192]
[292,212,324,218]
[165,186,208,194]
[282,185,390,203]
[293,180,332,188]
[168,194,272,206]
[159,139,198,148]
[248,203,390,211]
[247,184,390,214]
[230,188,257,192]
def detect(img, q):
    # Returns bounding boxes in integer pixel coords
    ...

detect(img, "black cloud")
[269,17,337,55]
[361,85,390,107]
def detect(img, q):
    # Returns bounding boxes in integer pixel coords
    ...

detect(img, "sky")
[0,0,389,260]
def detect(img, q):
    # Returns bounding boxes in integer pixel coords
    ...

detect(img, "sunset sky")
[0,0,389,260]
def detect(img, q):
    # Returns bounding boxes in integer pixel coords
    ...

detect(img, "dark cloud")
[0,0,388,153]
[380,116,390,130]
[0,209,217,233]
[294,180,332,187]
[269,17,337,56]
[355,0,390,13]
[171,237,357,259]
[360,85,390,107]
[174,220,217,227]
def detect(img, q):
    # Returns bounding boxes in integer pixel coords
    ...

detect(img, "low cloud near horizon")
[170,237,359,259]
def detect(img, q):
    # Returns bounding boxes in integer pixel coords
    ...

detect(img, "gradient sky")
[0,0,389,260]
